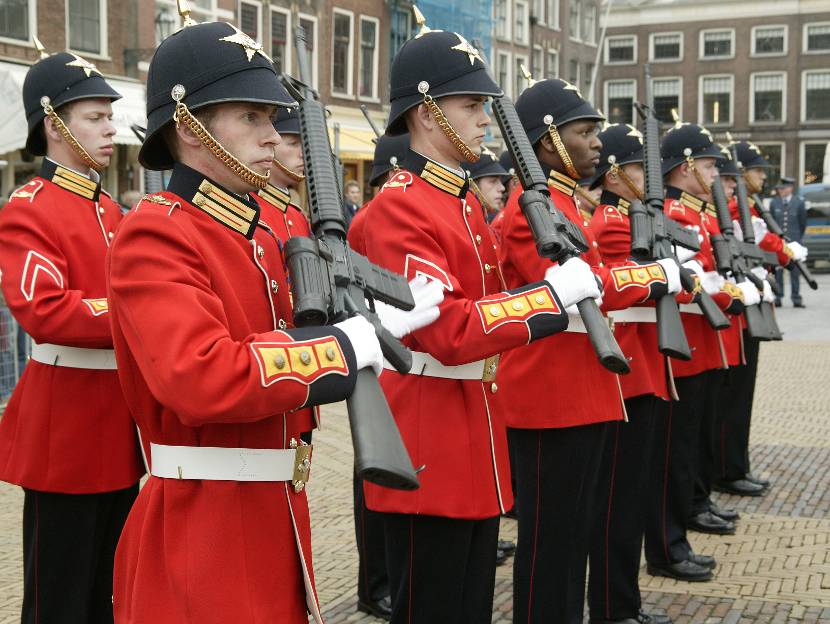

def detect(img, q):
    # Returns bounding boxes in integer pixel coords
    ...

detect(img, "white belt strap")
[678,304,704,315]
[30,342,117,370]
[609,308,657,323]
[150,443,312,489]
[383,351,498,381]
[564,313,588,333]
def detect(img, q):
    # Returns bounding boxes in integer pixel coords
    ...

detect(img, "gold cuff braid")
[174,100,270,190]
[41,102,105,171]
[547,125,580,180]
[423,95,480,163]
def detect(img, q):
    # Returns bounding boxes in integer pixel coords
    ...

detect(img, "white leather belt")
[609,308,657,323]
[383,351,498,381]
[564,313,587,333]
[149,442,312,491]
[678,304,704,315]
[30,342,117,369]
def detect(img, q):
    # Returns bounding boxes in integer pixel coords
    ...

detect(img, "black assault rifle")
[281,26,420,490]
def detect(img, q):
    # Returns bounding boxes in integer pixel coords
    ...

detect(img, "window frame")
[583,3,597,46]
[0,0,37,46]
[649,31,683,63]
[749,71,786,125]
[699,28,735,61]
[65,0,108,60]
[651,75,683,123]
[515,53,529,98]
[803,21,830,54]
[750,24,787,57]
[494,0,512,43]
[605,34,637,65]
[238,0,261,43]
[754,141,786,189]
[496,50,513,98]
[547,0,560,30]
[698,73,734,126]
[801,69,830,123]
[269,6,291,75]
[532,44,544,78]
[297,12,319,90]
[800,140,829,185]
[330,8,355,98]
[546,48,559,79]
[532,0,545,26]
[515,0,530,45]
[569,0,581,42]
[603,78,637,125]
[357,15,380,103]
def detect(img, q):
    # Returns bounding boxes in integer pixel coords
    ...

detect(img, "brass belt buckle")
[482,354,499,382]
[290,438,313,493]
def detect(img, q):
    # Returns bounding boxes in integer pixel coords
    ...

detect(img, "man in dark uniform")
[0,44,144,623]
[770,177,808,307]
[465,145,509,222]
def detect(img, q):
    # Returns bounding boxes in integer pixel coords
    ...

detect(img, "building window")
[358,17,378,100]
[532,46,543,78]
[752,25,786,56]
[582,4,596,45]
[606,35,636,64]
[583,62,593,94]
[0,0,29,40]
[546,49,558,79]
[805,23,830,53]
[68,0,102,54]
[569,0,581,41]
[754,143,783,194]
[547,0,559,29]
[652,77,681,124]
[298,14,318,89]
[515,55,529,98]
[495,0,510,41]
[154,0,218,43]
[606,80,635,125]
[497,51,511,97]
[515,1,529,45]
[331,10,353,95]
[804,71,830,121]
[701,75,733,125]
[802,142,829,184]
[270,8,290,73]
[650,32,682,61]
[239,1,260,41]
[569,59,579,86]
[701,29,733,59]
[751,73,785,123]
[532,0,544,25]
[391,8,410,59]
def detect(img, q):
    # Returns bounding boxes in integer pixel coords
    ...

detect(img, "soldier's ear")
[410,103,435,133]
[538,133,556,155]
[174,120,202,149]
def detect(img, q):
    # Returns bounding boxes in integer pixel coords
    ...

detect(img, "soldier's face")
[64,98,116,167]
[477,175,505,211]
[208,102,280,180]
[695,157,718,189]
[273,132,304,185]
[437,95,490,153]
[560,120,602,178]
[605,162,644,201]
[721,175,737,199]
[744,167,766,192]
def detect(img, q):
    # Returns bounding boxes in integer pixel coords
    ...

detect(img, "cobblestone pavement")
[0,275,828,623]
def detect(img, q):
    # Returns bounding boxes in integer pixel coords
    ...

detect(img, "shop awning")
[328,124,378,162]
[0,61,146,155]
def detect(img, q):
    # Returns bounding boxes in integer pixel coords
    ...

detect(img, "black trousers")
[716,332,760,482]
[510,422,610,624]
[22,484,139,624]
[692,368,729,516]
[382,512,499,624]
[354,475,388,603]
[588,395,661,621]
[645,372,707,565]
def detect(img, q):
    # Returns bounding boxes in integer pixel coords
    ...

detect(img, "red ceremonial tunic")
[361,152,569,520]
[590,192,672,401]
[108,164,360,624]
[0,159,143,494]
[347,199,371,254]
[727,196,793,267]
[497,171,669,428]
[663,187,728,378]
[253,183,318,432]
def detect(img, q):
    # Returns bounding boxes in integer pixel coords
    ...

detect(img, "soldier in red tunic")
[107,21,440,623]
[360,22,602,624]
[497,79,679,624]
[0,46,144,622]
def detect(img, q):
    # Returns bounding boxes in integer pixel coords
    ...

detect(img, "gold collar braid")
[40,97,105,171]
[172,88,270,190]
[421,93,480,163]
[544,119,580,180]
[272,157,305,183]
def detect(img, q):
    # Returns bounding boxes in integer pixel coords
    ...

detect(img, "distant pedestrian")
[770,177,807,307]
[343,179,361,228]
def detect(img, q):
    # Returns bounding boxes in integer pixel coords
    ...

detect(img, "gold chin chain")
[686,155,711,195]
[546,123,580,180]
[41,98,105,171]
[173,100,270,189]
[273,157,305,183]
[423,95,480,163]
[609,162,644,201]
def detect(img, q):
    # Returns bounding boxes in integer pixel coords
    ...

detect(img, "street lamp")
[123,8,178,76]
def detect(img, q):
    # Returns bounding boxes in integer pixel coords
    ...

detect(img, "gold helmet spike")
[177,0,198,27]
[596,108,610,131]
[519,64,537,88]
[33,36,49,60]
[670,108,684,129]
[413,5,431,38]
[725,131,735,145]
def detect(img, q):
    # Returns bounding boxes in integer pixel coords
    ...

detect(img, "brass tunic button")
[511,300,524,311]
[489,305,501,317]
[299,351,312,365]
[465,205,472,215]
[257,245,265,258]
[484,263,492,273]
[475,234,482,245]
[98,207,105,214]
[325,346,336,361]
[288,219,293,227]
[270,279,279,294]
[535,295,545,304]
[194,195,205,207]
[275,354,286,369]
[592,241,598,248]
[583,220,589,227]
[108,231,114,239]
[491,382,498,393]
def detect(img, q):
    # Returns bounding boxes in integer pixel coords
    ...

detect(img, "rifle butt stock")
[576,298,631,374]
[697,290,731,330]
[744,303,772,341]
[759,301,783,341]
[656,295,692,360]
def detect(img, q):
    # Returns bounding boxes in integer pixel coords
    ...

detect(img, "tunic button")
[583,221,589,227]
[592,241,598,248]
[288,220,293,227]
[489,305,501,316]
[108,231,114,239]
[484,263,492,273]
[278,319,287,330]
[512,300,524,311]
[325,346,337,361]
[274,355,286,369]
[535,295,545,304]
[465,205,472,215]
[299,351,312,365]
[491,382,498,393]
[258,245,265,258]
[271,279,279,294]
[98,207,105,214]
[475,234,482,244]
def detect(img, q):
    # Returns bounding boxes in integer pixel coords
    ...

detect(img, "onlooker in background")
[343,179,361,228]
[770,177,807,308]
[119,189,142,214]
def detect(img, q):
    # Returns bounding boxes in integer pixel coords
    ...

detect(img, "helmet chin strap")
[684,150,711,196]
[417,81,480,164]
[607,157,644,201]
[544,115,580,180]
[41,97,106,171]
[742,172,762,194]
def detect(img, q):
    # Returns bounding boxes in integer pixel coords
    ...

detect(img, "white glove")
[682,259,704,278]
[751,216,768,242]
[656,258,682,294]
[750,265,768,281]
[787,241,808,262]
[761,279,774,303]
[674,245,698,264]
[736,280,761,306]
[700,271,726,295]
[732,219,744,242]
[544,258,601,310]
[334,316,383,376]
[373,276,444,339]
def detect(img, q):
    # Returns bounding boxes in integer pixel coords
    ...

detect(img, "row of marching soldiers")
[0,4,807,624]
